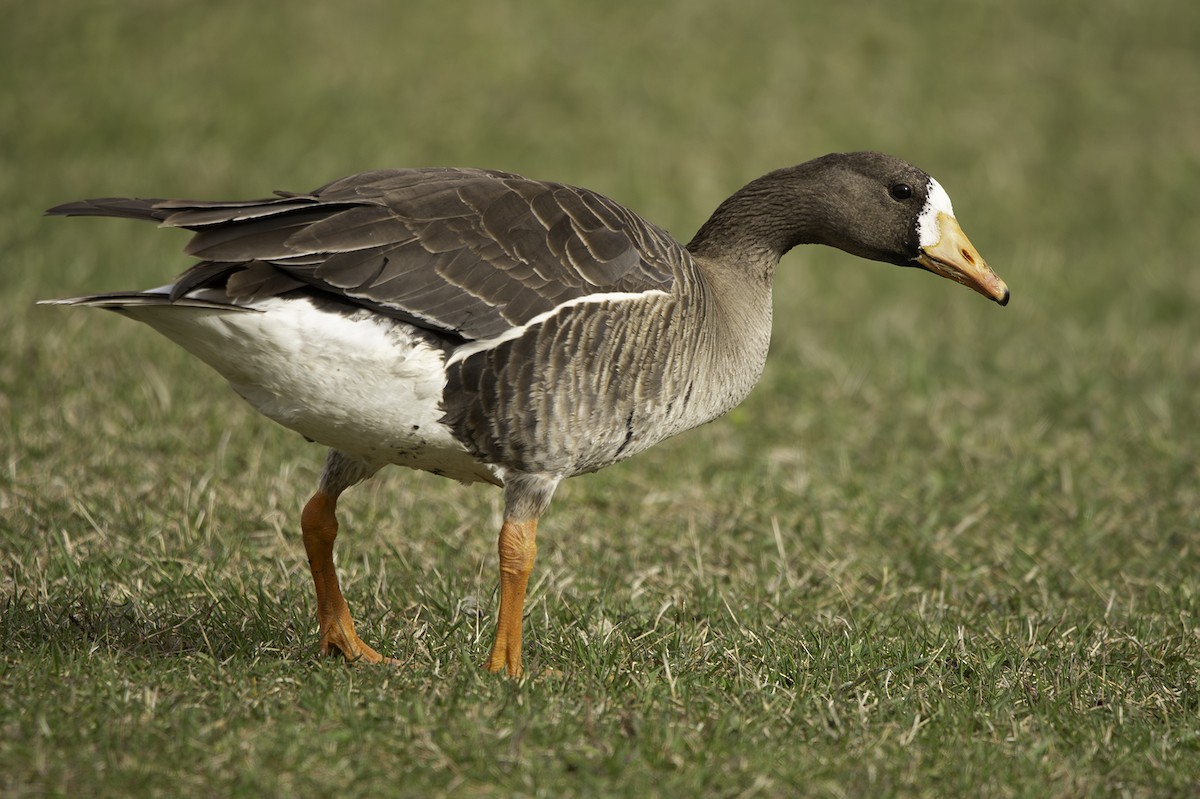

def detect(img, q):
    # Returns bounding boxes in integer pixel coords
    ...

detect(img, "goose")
[44,152,1009,676]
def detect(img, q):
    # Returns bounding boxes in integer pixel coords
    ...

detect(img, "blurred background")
[6,0,1197,553]
[6,1,1198,324]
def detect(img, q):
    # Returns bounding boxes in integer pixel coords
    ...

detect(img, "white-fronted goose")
[45,152,1009,676]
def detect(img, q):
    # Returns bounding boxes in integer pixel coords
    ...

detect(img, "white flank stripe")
[446,289,670,366]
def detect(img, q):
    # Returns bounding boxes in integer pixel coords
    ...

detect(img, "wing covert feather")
[147,169,687,339]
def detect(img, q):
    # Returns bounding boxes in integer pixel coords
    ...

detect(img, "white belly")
[122,296,500,484]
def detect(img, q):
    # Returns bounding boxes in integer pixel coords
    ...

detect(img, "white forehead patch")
[917,177,956,248]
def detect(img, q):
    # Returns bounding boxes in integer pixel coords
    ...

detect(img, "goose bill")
[916,212,1010,306]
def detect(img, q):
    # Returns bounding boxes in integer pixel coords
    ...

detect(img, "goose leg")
[484,472,558,677]
[300,451,392,664]
[485,517,538,676]
[300,491,388,663]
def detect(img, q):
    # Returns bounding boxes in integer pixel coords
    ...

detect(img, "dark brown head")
[689,151,1009,305]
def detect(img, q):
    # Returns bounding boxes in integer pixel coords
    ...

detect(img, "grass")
[3,0,1199,796]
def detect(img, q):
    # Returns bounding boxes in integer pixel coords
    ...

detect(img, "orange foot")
[314,600,399,665]
[318,625,397,665]
[302,490,399,666]
[483,517,538,677]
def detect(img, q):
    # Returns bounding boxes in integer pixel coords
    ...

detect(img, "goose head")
[689,151,1010,305]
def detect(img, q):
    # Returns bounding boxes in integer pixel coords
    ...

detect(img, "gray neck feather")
[685,163,831,283]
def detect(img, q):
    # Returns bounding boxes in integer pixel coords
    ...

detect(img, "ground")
[2,1,1198,796]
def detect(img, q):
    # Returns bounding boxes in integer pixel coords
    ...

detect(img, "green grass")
[3,1,1199,796]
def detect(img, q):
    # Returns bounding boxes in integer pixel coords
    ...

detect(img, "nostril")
[961,249,975,265]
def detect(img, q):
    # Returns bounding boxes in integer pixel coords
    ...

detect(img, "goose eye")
[890,183,913,200]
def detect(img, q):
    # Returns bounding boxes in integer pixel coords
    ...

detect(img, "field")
[2,1,1198,796]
